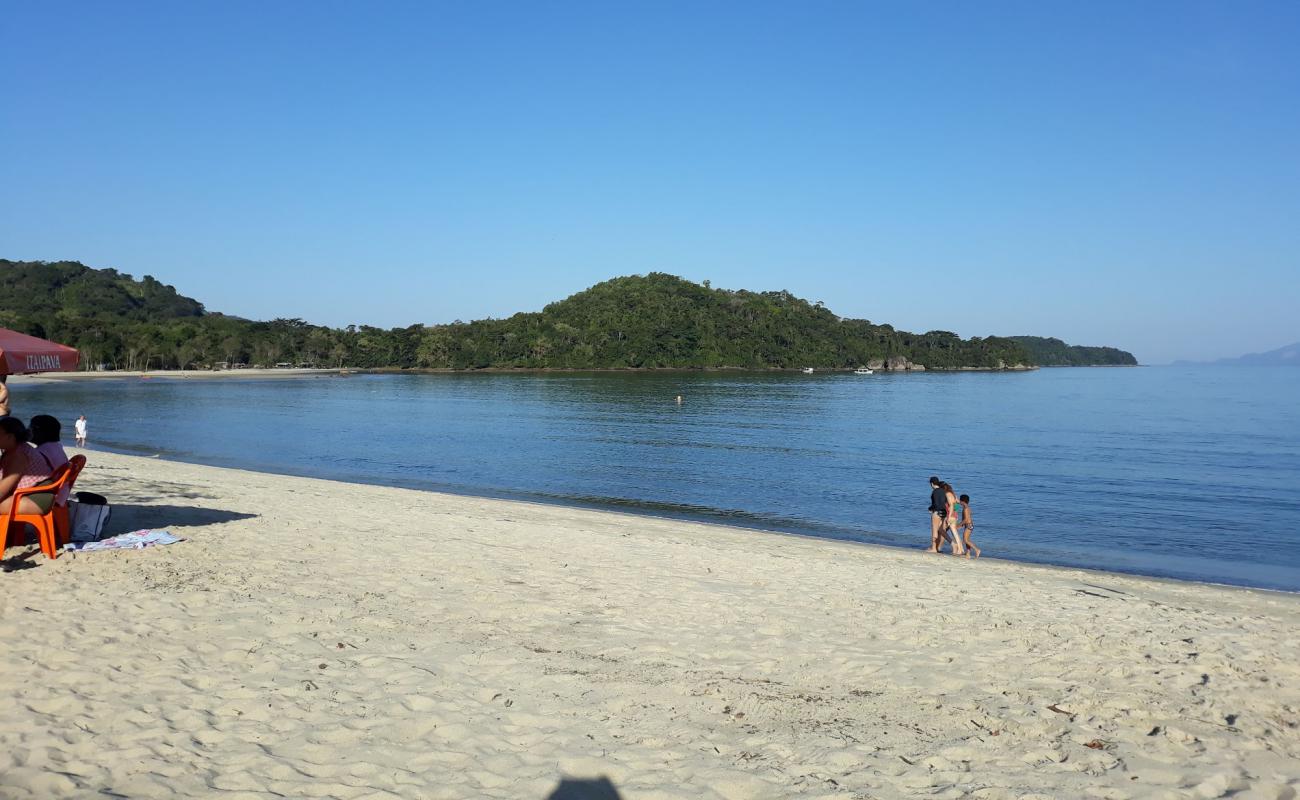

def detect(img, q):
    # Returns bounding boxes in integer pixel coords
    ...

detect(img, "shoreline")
[2,450,1298,798]
[361,365,1042,374]
[60,441,1299,593]
[13,365,1052,382]
[48,450,1300,601]
[11,367,348,383]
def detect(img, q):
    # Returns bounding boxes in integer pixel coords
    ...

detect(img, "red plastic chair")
[1,455,86,560]
[51,454,87,547]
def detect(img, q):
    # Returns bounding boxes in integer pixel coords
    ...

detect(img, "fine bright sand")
[1,451,1298,799]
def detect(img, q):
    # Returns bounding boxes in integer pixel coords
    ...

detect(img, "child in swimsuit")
[959,494,980,558]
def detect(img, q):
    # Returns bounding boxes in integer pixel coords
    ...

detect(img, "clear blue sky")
[2,1,1297,363]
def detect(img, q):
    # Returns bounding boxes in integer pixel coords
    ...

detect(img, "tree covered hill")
[0,259,1118,371]
[0,259,334,371]
[0,260,204,321]
[1007,336,1137,366]
[418,274,1033,370]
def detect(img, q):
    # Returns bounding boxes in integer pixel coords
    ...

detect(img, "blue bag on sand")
[68,499,111,542]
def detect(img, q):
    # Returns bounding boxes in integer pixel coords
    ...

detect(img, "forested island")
[1007,336,1138,366]
[1,259,1133,371]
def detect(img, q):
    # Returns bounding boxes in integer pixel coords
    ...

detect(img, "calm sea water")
[20,367,1300,591]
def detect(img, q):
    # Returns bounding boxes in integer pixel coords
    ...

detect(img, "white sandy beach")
[2,451,1298,799]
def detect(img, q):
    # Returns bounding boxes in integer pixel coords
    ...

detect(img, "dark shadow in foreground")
[3,505,256,570]
[1,549,40,572]
[105,504,258,536]
[546,776,623,800]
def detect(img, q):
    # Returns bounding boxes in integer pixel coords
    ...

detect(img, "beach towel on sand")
[65,529,182,552]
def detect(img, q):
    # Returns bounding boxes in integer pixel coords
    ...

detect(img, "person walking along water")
[959,493,980,558]
[927,476,947,553]
[944,483,965,555]
[74,414,87,447]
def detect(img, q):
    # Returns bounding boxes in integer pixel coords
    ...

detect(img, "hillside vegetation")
[0,259,1120,371]
[428,274,1033,370]
[1008,336,1137,366]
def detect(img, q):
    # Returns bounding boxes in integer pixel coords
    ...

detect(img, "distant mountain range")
[1174,342,1300,366]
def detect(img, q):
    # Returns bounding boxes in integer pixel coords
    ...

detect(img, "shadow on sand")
[103,504,257,536]
[546,777,623,799]
[3,503,256,570]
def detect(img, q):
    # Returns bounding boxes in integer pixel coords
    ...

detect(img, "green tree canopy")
[0,259,1133,371]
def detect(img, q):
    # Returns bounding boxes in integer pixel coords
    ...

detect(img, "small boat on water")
[801,367,815,374]
[853,367,874,375]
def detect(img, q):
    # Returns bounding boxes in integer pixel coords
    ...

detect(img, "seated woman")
[30,415,71,506]
[0,416,56,517]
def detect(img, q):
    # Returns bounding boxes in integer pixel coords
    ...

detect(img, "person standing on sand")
[926,476,947,552]
[74,415,87,448]
[958,493,980,558]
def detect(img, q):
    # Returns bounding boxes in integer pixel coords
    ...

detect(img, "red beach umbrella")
[0,327,80,375]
